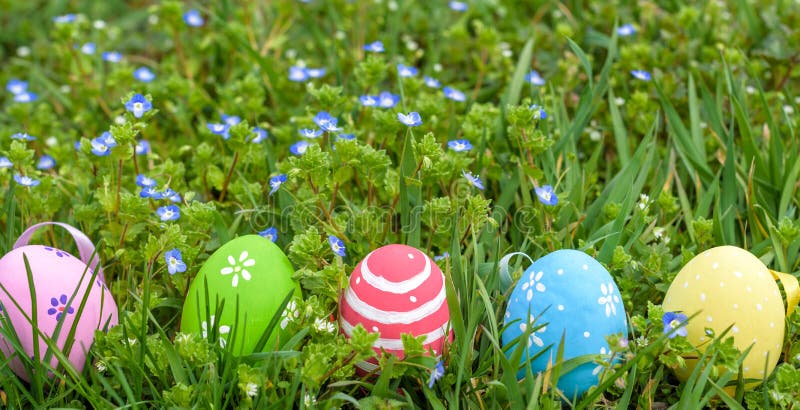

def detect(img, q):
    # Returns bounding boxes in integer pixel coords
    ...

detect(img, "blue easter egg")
[501,249,628,397]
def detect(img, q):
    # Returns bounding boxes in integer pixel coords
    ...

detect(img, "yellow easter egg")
[663,246,785,387]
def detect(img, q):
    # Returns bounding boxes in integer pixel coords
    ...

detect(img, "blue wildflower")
[328,235,346,257]
[359,95,378,107]
[289,66,309,82]
[299,128,323,139]
[14,174,40,187]
[662,312,688,339]
[428,361,445,388]
[207,123,231,139]
[617,24,636,37]
[397,112,422,127]
[37,155,56,170]
[221,114,241,126]
[135,140,151,155]
[529,104,547,119]
[424,76,441,88]
[97,131,117,148]
[133,67,156,82]
[6,79,27,95]
[449,1,467,11]
[269,174,287,196]
[136,174,157,188]
[259,227,278,242]
[11,133,35,141]
[53,14,76,24]
[0,157,12,168]
[448,139,472,152]
[290,140,310,155]
[364,40,384,53]
[631,70,652,81]
[156,205,180,222]
[534,185,558,206]
[443,86,466,102]
[183,9,204,27]
[125,93,152,118]
[13,91,37,103]
[165,249,187,274]
[102,51,122,63]
[525,70,545,86]
[161,188,182,203]
[462,170,484,190]
[251,127,268,143]
[79,42,96,55]
[378,91,400,108]
[337,133,355,141]
[306,68,326,78]
[140,186,162,199]
[397,64,418,78]
[433,252,450,262]
[90,138,112,156]
[313,111,341,132]
[13,92,37,103]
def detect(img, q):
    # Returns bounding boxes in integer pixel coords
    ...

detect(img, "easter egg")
[339,244,452,373]
[663,246,791,386]
[0,222,118,381]
[501,249,628,397]
[181,235,300,354]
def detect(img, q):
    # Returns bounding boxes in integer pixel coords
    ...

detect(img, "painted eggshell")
[0,245,118,381]
[181,235,300,354]
[663,246,784,386]
[339,244,452,374]
[501,249,628,397]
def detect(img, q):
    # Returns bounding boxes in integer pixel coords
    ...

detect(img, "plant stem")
[219,151,239,203]
[114,159,123,215]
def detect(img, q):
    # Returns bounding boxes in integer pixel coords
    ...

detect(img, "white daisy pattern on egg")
[201,315,231,347]
[522,271,546,301]
[219,251,256,287]
[520,315,547,348]
[597,282,621,317]
[280,300,300,329]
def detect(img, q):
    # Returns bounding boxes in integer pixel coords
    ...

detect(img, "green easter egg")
[180,235,300,354]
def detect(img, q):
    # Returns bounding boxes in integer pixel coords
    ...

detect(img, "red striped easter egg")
[339,244,452,373]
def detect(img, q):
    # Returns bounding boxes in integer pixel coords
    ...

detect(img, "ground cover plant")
[2,0,800,408]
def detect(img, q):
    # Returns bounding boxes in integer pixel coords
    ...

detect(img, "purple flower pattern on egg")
[43,247,70,258]
[48,294,75,320]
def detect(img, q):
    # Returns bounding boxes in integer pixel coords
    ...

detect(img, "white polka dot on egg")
[756,304,763,311]
[407,253,414,259]
[356,277,361,284]
[557,305,564,311]
[706,316,713,322]
[582,264,588,270]
[733,271,742,278]
[557,269,564,275]
[372,326,379,332]
[410,296,417,303]
[712,262,719,269]
[700,293,706,301]
[583,331,590,338]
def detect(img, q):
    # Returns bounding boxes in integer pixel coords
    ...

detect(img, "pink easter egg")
[339,244,452,374]
[0,233,118,381]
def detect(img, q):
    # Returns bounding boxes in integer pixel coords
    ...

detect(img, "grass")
[1,0,800,408]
